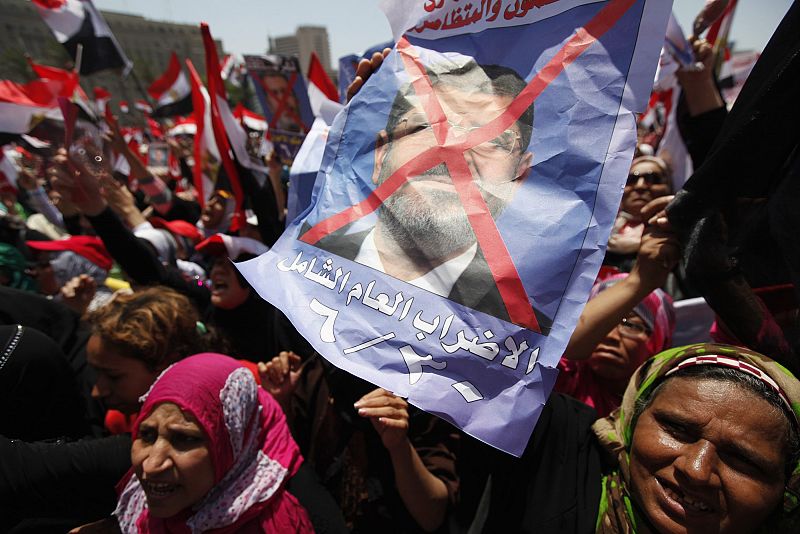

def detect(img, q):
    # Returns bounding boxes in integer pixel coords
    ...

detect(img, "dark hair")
[385,60,535,151]
[632,365,800,479]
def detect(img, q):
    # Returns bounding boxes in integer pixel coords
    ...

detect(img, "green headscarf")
[0,243,36,292]
[592,343,800,533]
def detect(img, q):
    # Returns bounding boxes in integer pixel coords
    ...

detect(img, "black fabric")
[151,94,193,119]
[164,194,201,224]
[0,288,104,436]
[456,393,602,534]
[0,434,131,532]
[286,462,350,534]
[0,325,89,441]
[238,162,285,247]
[63,11,127,75]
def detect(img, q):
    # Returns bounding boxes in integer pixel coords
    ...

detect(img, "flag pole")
[74,44,84,76]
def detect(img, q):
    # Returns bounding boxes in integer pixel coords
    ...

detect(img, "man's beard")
[378,162,507,262]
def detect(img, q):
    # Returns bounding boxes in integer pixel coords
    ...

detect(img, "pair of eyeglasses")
[617,316,652,339]
[627,170,667,186]
[396,113,521,160]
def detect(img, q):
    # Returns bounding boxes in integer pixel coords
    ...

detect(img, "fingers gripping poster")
[239,0,671,455]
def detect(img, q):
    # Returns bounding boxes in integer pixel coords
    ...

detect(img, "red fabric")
[26,235,113,270]
[150,217,203,244]
[147,52,182,101]
[307,51,339,102]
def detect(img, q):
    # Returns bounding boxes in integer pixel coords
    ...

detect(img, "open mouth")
[141,480,179,499]
[657,476,713,515]
[211,279,228,293]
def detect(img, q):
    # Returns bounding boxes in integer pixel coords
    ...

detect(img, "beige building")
[269,25,333,79]
[0,0,222,119]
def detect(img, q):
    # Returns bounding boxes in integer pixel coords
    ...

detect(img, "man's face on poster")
[262,73,300,125]
[371,69,533,261]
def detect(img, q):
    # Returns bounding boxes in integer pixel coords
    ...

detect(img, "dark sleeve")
[0,434,131,530]
[164,195,201,223]
[409,410,460,509]
[240,166,284,247]
[63,213,84,236]
[472,394,602,534]
[286,463,349,534]
[676,99,728,170]
[179,157,193,182]
[86,207,210,308]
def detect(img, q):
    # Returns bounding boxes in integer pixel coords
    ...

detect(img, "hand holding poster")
[239,0,671,455]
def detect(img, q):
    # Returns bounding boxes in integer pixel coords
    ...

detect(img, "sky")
[93,0,793,65]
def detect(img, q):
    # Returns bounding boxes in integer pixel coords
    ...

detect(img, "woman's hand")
[354,388,409,452]
[60,274,97,315]
[258,351,302,409]
[346,48,392,103]
[49,148,107,217]
[631,195,681,290]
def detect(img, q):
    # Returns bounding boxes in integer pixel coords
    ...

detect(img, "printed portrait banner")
[239,0,671,456]
[244,54,315,166]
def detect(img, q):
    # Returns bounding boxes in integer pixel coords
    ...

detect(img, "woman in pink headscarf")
[113,353,313,533]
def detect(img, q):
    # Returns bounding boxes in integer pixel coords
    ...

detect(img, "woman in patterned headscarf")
[477,343,800,534]
[114,353,313,533]
[593,343,800,533]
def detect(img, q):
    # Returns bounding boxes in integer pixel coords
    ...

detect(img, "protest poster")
[244,54,314,166]
[238,0,671,456]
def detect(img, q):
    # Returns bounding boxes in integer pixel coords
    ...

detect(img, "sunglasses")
[627,170,667,186]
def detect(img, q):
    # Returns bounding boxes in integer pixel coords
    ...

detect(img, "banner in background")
[245,55,314,165]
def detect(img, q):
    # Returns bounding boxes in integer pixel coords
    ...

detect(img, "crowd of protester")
[1,4,799,533]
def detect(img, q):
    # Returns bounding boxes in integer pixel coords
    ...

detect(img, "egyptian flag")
[0,78,65,135]
[166,116,197,137]
[201,23,270,228]
[93,86,111,117]
[0,147,19,194]
[706,0,738,75]
[134,99,153,114]
[220,54,244,87]
[149,52,192,118]
[233,103,267,132]
[31,0,132,75]
[306,51,343,126]
[186,58,219,206]
[28,59,96,121]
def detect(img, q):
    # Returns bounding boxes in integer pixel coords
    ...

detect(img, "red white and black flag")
[0,78,65,135]
[148,52,193,118]
[31,0,132,75]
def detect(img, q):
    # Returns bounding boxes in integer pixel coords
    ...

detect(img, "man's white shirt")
[354,227,478,297]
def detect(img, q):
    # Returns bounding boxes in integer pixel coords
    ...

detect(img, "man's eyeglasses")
[617,316,652,339]
[626,170,667,186]
[395,113,521,160]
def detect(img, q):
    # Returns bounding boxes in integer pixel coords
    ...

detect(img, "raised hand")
[60,274,97,315]
[49,148,107,217]
[258,351,303,409]
[354,387,410,452]
[346,48,393,103]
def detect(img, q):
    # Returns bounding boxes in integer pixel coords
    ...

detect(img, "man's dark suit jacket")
[307,225,552,335]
